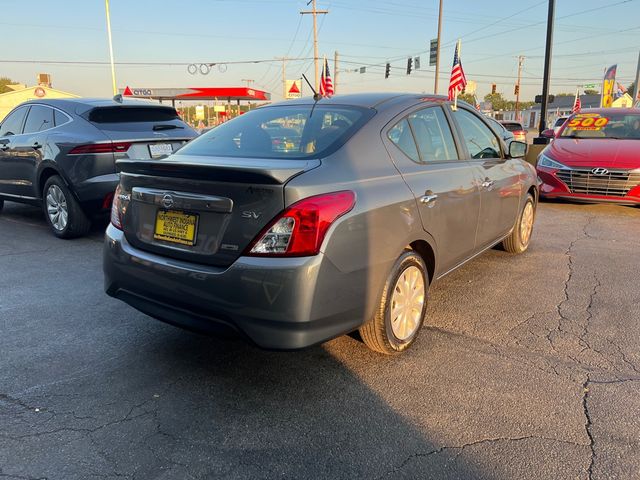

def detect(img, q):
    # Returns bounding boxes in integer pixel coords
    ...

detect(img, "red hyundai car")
[537,108,640,205]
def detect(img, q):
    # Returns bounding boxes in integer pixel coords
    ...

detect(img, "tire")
[359,250,429,355]
[502,193,535,254]
[42,175,91,239]
[0,198,4,213]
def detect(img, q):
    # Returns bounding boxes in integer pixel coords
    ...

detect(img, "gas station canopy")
[119,86,271,102]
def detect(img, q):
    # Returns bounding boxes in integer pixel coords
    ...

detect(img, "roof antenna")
[113,93,123,103]
[302,74,322,102]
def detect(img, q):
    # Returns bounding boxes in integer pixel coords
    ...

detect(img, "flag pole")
[453,39,461,111]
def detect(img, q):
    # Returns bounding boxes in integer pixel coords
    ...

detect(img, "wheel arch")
[408,238,436,284]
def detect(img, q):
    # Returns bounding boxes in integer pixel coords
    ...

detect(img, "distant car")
[0,98,197,238]
[553,116,569,135]
[487,117,515,146]
[537,108,640,205]
[499,120,527,143]
[104,93,537,355]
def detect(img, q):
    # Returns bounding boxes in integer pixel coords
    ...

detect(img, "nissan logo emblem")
[161,194,174,208]
[591,167,609,175]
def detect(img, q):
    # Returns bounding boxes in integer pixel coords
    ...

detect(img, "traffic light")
[514,84,520,95]
[491,83,497,94]
[406,57,413,75]
[385,62,391,79]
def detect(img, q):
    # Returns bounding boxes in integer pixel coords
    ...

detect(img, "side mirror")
[541,128,555,139]
[508,140,527,158]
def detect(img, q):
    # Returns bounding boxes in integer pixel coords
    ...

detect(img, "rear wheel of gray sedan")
[502,193,535,254]
[360,251,428,355]
[43,176,91,239]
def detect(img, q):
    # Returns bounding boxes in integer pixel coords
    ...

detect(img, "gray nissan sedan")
[103,93,537,354]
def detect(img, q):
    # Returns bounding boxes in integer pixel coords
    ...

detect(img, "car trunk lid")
[116,154,320,267]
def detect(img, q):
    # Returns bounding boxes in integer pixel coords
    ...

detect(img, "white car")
[553,116,569,135]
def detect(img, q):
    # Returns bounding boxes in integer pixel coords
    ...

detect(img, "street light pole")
[434,0,443,95]
[105,0,117,96]
[537,0,555,139]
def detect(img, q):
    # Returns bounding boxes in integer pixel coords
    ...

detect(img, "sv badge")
[241,211,261,219]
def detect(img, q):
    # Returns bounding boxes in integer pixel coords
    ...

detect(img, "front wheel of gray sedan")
[43,176,91,239]
[360,251,429,355]
[502,193,536,254]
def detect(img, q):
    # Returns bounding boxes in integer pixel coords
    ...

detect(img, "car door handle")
[419,193,438,205]
[481,179,495,189]
[0,139,9,151]
[32,142,42,150]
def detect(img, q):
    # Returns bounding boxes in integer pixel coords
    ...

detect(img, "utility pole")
[515,56,524,121]
[434,0,443,94]
[633,50,640,105]
[536,0,555,140]
[300,0,328,91]
[276,57,288,100]
[104,0,117,96]
[241,79,255,88]
[334,51,339,94]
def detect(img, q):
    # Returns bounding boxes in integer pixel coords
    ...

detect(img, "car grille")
[555,168,640,197]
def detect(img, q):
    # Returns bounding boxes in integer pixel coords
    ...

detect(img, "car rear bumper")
[103,224,366,350]
[74,173,119,213]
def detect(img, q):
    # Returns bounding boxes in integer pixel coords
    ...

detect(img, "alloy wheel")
[46,185,68,231]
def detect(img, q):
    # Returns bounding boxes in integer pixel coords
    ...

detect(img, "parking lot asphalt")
[1,200,639,480]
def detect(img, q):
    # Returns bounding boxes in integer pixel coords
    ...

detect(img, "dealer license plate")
[154,210,198,246]
[149,143,173,158]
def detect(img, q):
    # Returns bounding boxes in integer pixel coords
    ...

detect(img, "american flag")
[572,89,581,113]
[319,58,334,97]
[448,42,467,101]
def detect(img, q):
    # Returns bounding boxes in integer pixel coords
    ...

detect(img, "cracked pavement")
[1,200,639,479]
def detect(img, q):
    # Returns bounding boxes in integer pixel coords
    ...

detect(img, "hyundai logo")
[161,194,174,208]
[591,167,609,175]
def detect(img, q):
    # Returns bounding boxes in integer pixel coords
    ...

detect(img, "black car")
[0,98,197,238]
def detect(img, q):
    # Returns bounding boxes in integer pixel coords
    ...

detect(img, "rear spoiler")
[116,155,321,185]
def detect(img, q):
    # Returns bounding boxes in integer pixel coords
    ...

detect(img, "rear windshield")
[502,122,523,132]
[178,104,374,159]
[559,112,640,139]
[88,106,179,123]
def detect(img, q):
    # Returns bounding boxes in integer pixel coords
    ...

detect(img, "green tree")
[0,77,19,94]
[458,92,477,105]
[584,89,599,95]
[554,92,575,97]
[484,92,513,110]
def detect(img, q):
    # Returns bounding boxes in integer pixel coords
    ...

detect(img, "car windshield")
[178,104,373,159]
[559,112,640,139]
[502,123,523,132]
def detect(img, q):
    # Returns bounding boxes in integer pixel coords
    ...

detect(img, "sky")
[1,0,639,103]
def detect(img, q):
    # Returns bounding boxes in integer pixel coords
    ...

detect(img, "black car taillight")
[246,191,356,257]
[69,142,132,155]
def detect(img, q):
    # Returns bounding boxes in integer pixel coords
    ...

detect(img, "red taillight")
[246,191,356,257]
[69,142,132,155]
[513,130,526,137]
[110,185,123,230]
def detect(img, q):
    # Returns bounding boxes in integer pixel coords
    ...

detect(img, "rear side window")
[388,119,419,162]
[0,106,28,136]
[23,105,55,134]
[453,109,502,159]
[179,105,372,160]
[54,109,70,127]
[88,106,179,123]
